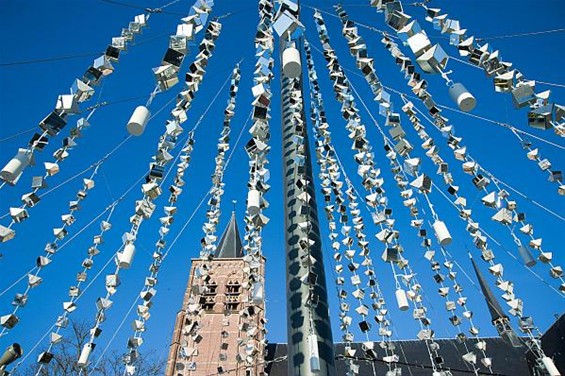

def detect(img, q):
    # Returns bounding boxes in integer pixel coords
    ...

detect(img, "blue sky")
[0,0,564,370]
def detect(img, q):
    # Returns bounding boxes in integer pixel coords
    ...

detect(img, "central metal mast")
[278,1,336,374]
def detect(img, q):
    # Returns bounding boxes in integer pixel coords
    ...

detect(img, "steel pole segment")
[279,3,336,374]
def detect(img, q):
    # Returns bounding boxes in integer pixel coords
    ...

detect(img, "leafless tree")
[17,320,165,376]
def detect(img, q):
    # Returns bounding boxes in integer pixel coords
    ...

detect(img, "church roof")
[263,315,565,376]
[215,211,243,258]
[264,338,532,375]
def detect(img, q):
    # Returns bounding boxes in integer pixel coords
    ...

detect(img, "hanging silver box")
[93,55,114,76]
[39,111,67,136]
[388,10,411,30]
[121,27,134,41]
[71,79,95,102]
[273,11,301,37]
[153,64,179,90]
[528,104,553,130]
[111,37,126,51]
[449,29,466,46]
[10,207,28,223]
[128,21,141,33]
[511,82,536,108]
[384,1,403,22]
[494,71,515,92]
[176,23,194,40]
[22,192,40,207]
[0,314,19,329]
[170,35,188,54]
[398,21,422,43]
[407,33,431,57]
[416,45,449,73]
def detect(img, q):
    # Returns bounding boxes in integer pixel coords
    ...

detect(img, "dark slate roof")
[470,256,508,322]
[541,313,565,373]
[265,338,533,375]
[214,211,243,258]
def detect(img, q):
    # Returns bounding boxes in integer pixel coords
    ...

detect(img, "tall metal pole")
[279,2,336,374]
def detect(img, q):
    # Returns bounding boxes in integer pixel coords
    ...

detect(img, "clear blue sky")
[0,0,563,370]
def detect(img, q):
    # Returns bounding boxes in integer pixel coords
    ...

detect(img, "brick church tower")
[165,212,266,376]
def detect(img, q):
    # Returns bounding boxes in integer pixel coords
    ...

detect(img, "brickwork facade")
[165,257,265,376]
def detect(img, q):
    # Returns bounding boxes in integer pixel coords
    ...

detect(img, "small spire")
[470,254,522,347]
[215,211,243,259]
[232,199,237,214]
[470,255,507,322]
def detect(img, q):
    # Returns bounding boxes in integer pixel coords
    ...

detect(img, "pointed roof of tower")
[470,255,508,322]
[215,211,244,258]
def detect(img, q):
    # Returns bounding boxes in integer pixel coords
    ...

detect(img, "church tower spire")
[215,211,243,259]
[470,255,522,348]
[165,212,265,375]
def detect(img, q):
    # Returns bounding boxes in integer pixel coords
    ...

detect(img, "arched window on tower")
[225,279,241,311]
[200,280,217,311]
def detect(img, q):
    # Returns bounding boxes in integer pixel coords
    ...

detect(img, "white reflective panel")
[273,11,301,37]
[407,33,431,57]
[176,23,194,39]
[416,44,449,73]
[55,94,80,114]
[71,79,95,102]
[93,55,114,75]
[0,314,19,329]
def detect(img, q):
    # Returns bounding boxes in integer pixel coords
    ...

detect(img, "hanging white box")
[416,44,448,73]
[252,282,264,305]
[1,148,34,185]
[395,288,409,311]
[433,220,452,246]
[407,32,431,57]
[518,245,536,267]
[282,46,301,78]
[308,333,321,372]
[273,11,301,37]
[449,83,476,112]
[0,314,19,329]
[176,24,194,39]
[77,342,95,367]
[247,189,261,215]
[0,225,15,243]
[542,356,561,376]
[56,95,80,114]
[127,106,150,136]
[118,243,136,269]
[134,14,147,27]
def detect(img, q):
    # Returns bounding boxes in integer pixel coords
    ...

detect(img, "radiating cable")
[92,295,139,369]
[432,181,564,298]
